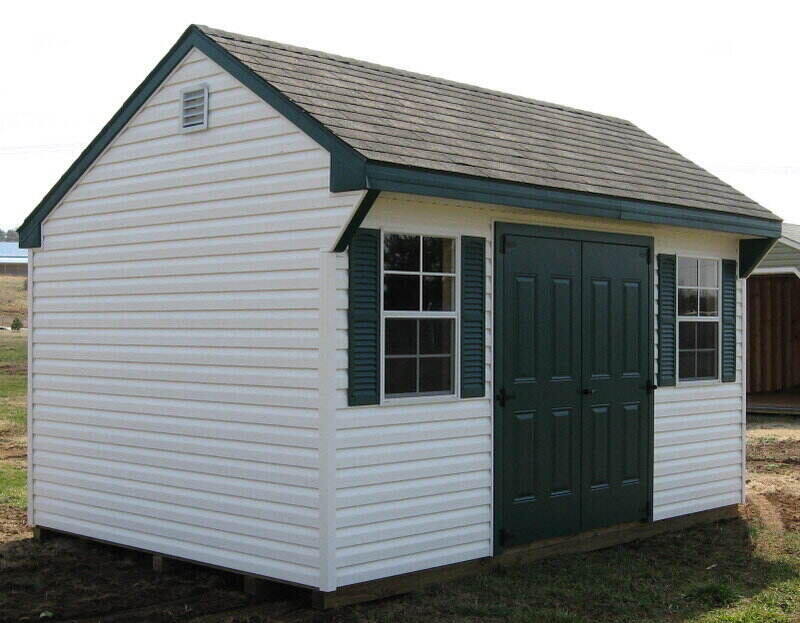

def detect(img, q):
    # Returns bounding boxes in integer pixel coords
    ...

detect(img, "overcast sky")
[2,1,798,231]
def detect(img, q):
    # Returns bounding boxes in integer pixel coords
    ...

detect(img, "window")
[383,233,456,397]
[677,257,719,381]
[181,85,209,132]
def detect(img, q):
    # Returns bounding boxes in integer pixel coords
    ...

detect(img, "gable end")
[17,25,365,248]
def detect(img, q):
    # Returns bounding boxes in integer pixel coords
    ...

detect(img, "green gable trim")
[657,254,677,387]
[720,259,737,383]
[18,25,365,248]
[347,228,381,406]
[332,190,380,253]
[739,237,778,278]
[460,236,486,398]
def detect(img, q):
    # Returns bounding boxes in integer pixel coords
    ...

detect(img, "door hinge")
[499,235,515,254]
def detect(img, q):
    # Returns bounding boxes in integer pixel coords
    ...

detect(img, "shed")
[18,25,781,604]
[747,223,800,413]
[0,241,28,276]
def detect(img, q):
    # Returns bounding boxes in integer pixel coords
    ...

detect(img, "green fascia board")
[362,162,782,240]
[740,237,779,278]
[17,25,365,248]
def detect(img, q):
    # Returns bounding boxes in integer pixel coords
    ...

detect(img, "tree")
[10,317,22,331]
[5,230,19,242]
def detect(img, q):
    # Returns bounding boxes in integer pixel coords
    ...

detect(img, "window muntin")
[382,233,457,398]
[677,257,720,381]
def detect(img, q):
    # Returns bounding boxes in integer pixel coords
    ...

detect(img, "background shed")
[0,242,28,276]
[748,224,800,413]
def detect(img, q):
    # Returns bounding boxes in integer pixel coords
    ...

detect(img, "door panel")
[502,235,582,545]
[580,242,650,530]
[499,230,651,546]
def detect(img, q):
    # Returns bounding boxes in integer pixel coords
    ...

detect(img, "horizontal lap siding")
[30,48,361,587]
[335,197,493,586]
[653,255,744,521]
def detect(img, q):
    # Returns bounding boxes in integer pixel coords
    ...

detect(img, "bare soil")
[746,415,800,532]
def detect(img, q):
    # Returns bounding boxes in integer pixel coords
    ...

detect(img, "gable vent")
[181,86,208,131]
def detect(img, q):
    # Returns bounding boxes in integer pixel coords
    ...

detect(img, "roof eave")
[331,160,781,252]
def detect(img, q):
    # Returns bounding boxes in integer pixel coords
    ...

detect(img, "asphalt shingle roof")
[201,25,777,222]
[781,223,800,245]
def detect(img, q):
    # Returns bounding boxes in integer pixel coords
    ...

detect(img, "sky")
[2,0,798,231]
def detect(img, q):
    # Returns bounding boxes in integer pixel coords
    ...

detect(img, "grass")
[0,331,27,510]
[0,274,26,328]
[0,462,26,507]
[324,520,800,623]
[0,332,27,433]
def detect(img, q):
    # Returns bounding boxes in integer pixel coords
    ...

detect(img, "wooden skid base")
[312,505,741,609]
[32,505,740,611]
[28,526,311,599]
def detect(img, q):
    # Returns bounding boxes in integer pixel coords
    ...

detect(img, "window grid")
[381,232,459,400]
[677,257,721,382]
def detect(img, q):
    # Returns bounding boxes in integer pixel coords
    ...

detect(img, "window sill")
[673,378,725,388]
[380,394,487,407]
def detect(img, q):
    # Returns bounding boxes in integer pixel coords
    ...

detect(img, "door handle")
[581,388,596,395]
[496,388,516,407]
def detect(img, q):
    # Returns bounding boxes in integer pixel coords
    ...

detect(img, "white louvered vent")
[181,86,208,132]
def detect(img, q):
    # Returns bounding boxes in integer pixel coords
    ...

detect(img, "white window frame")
[676,256,722,384]
[380,230,460,402]
[180,84,209,133]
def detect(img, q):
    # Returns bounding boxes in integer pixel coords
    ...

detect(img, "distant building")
[0,241,27,276]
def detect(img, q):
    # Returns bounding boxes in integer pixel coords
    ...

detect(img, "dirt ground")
[0,418,798,622]
[746,415,800,533]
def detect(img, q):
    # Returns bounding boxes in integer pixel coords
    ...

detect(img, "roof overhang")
[330,162,781,252]
[751,266,800,279]
[18,25,782,254]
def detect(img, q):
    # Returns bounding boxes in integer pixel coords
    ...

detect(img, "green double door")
[497,226,651,547]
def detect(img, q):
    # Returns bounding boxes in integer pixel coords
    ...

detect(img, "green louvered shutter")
[347,228,380,406]
[461,236,486,398]
[657,254,677,387]
[721,259,737,382]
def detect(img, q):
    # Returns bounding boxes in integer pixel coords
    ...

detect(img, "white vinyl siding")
[334,194,745,587]
[29,48,362,587]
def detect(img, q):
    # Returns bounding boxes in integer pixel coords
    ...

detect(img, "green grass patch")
[0,463,26,507]
[0,330,27,367]
[0,331,28,507]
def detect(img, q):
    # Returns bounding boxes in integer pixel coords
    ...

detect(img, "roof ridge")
[196,25,633,127]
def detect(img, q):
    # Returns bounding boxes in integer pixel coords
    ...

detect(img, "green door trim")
[493,221,655,555]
